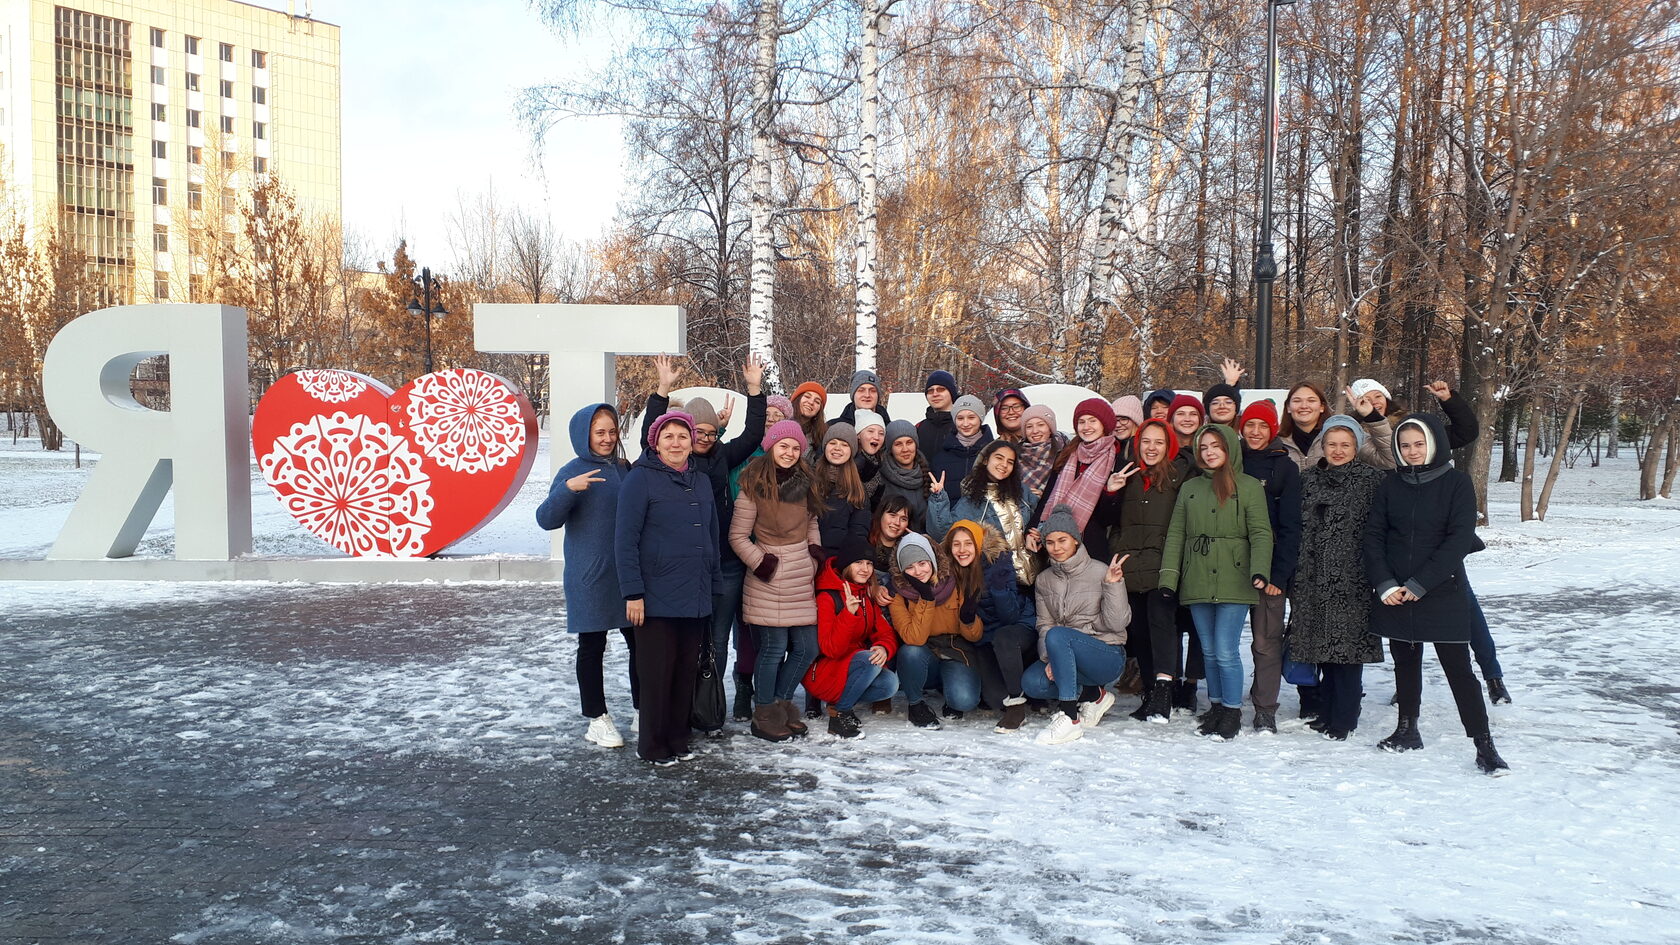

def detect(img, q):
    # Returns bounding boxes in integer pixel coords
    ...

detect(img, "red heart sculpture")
[252,368,538,557]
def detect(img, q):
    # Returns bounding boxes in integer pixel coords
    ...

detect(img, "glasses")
[694,430,720,442]
[999,404,1025,413]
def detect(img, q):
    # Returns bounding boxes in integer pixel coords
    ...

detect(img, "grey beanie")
[896,532,936,571]
[850,369,882,396]
[952,394,986,421]
[1042,504,1081,543]
[885,418,918,448]
[684,396,720,431]
[1320,414,1368,449]
[824,422,857,452]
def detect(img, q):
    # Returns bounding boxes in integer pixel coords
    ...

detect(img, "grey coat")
[1287,461,1386,664]
[1032,544,1131,661]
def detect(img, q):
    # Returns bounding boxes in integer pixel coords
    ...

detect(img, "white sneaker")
[1078,689,1117,729]
[585,713,625,748]
[1036,712,1084,745]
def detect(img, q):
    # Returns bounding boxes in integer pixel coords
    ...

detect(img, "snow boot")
[828,709,863,740]
[1321,727,1350,741]
[750,703,791,742]
[871,698,894,715]
[1115,658,1143,695]
[1213,705,1242,741]
[1173,679,1199,715]
[908,701,941,729]
[732,672,755,722]
[941,702,965,721]
[1251,708,1277,735]
[1140,680,1173,724]
[1487,678,1512,705]
[805,693,824,719]
[995,696,1028,733]
[1474,734,1511,776]
[1378,715,1423,753]
[778,699,808,736]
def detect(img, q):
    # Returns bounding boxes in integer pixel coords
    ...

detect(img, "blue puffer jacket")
[615,449,722,619]
[535,404,628,633]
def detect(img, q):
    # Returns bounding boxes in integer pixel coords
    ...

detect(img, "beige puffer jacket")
[730,490,822,627]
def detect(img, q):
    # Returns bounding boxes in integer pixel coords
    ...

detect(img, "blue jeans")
[1188,603,1248,707]
[896,643,982,711]
[709,557,745,673]
[836,651,900,712]
[752,624,818,705]
[1467,586,1503,679]
[1021,626,1126,703]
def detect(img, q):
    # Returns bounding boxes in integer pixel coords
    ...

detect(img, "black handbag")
[691,642,727,731]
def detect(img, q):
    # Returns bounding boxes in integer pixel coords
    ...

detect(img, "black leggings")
[577,628,639,719]
[989,624,1038,700]
[1128,591,1204,681]
[1390,639,1489,738]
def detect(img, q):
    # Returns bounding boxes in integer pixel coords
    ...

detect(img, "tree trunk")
[1536,389,1584,521]
[1639,409,1671,500]
[749,0,783,389]
[1496,398,1519,482]
[1605,383,1620,458]
[1662,420,1679,499]
[852,0,884,374]
[1519,400,1541,521]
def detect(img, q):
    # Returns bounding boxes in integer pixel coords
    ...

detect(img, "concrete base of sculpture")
[0,557,565,584]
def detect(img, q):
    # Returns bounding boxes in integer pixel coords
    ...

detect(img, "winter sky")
[299,1,624,265]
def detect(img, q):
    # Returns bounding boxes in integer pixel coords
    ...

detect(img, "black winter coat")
[1107,467,1183,593]
[927,425,995,488]
[1242,442,1303,590]
[916,407,954,460]
[817,494,870,559]
[1289,461,1385,664]
[1364,413,1479,643]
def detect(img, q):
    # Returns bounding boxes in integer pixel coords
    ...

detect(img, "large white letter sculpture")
[474,303,686,558]
[42,304,252,560]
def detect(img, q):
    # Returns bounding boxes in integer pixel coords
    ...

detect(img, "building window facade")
[152,177,167,204]
[220,79,233,98]
[184,35,198,55]
[185,72,199,91]
[219,43,233,62]
[151,102,165,121]
[252,86,266,104]
[150,27,164,47]
[153,224,168,252]
[252,49,267,68]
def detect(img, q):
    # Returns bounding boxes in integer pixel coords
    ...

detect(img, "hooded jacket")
[971,523,1037,634]
[1032,542,1131,660]
[535,404,630,633]
[888,544,984,654]
[804,557,899,703]
[615,449,722,619]
[1159,424,1276,605]
[1108,419,1184,593]
[1364,412,1478,643]
[1240,438,1302,590]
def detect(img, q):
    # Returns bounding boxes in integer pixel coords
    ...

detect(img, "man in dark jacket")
[917,369,958,459]
[1237,400,1301,733]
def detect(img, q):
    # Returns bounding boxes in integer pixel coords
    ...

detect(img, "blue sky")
[297,1,623,266]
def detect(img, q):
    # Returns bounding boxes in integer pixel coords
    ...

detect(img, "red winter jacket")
[803,558,899,703]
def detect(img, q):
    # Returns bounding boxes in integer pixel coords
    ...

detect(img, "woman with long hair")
[729,420,824,742]
[943,519,1040,733]
[814,423,871,557]
[1031,398,1135,561]
[536,403,639,749]
[1159,425,1275,742]
[1277,381,1395,472]
[889,532,985,729]
[791,381,829,456]
[806,538,900,738]
[1108,418,1187,724]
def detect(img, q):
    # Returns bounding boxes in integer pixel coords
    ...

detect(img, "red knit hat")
[1073,397,1117,436]
[1239,401,1280,440]
[1168,394,1204,424]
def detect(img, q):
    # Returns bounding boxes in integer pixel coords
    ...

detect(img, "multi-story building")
[0,0,339,304]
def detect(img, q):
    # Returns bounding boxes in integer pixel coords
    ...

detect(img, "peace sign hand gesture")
[1106,462,1138,494]
[717,395,736,428]
[567,471,607,493]
[928,471,947,495]
[1104,554,1130,584]
[841,580,862,615]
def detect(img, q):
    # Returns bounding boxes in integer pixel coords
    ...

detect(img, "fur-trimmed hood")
[889,540,959,604]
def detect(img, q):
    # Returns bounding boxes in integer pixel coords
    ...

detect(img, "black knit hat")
[1202,383,1243,414]
[837,536,875,575]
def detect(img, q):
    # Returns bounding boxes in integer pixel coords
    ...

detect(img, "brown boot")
[779,699,808,736]
[871,699,894,715]
[751,703,792,742]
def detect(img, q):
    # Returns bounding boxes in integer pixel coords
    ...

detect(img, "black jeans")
[633,616,706,762]
[1391,639,1489,738]
[1318,662,1364,732]
[577,628,639,719]
[988,623,1038,701]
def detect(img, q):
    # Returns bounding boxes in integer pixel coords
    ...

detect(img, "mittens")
[754,554,780,582]
[959,597,979,624]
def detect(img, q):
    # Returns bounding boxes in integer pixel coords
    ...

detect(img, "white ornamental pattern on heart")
[293,369,371,404]
[260,411,434,557]
[405,369,526,473]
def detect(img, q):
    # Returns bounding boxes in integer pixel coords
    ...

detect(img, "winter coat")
[1028,442,1127,560]
[729,481,822,628]
[1364,413,1479,643]
[641,390,767,565]
[973,523,1036,641]
[1160,424,1276,606]
[888,546,984,662]
[916,407,954,461]
[1108,468,1183,594]
[926,488,1035,545]
[1281,413,1395,472]
[927,426,995,490]
[835,401,891,427]
[817,493,871,560]
[1288,460,1386,664]
[1031,543,1131,660]
[804,558,899,703]
[615,451,721,619]
[534,403,629,633]
[1242,441,1303,590]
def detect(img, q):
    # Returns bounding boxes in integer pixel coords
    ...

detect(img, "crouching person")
[889,533,985,729]
[805,538,900,739]
[1023,505,1132,745]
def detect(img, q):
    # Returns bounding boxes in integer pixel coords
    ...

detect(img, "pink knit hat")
[645,410,696,449]
[761,419,808,453]
[1021,404,1057,431]
[766,394,794,419]
[1110,395,1144,426]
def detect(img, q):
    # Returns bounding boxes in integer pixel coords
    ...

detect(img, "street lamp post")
[1253,0,1295,389]
[406,267,448,375]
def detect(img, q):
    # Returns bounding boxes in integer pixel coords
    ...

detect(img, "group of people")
[536,354,1514,776]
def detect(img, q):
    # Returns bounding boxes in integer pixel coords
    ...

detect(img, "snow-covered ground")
[3,435,1678,943]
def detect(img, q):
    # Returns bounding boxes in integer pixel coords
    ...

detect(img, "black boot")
[1378,715,1423,753]
[1214,705,1242,741]
[1473,734,1511,776]
[731,672,754,722]
[1251,708,1277,735]
[1138,680,1173,724]
[1486,678,1512,705]
[1197,705,1223,737]
[1174,679,1198,716]
[805,692,824,719]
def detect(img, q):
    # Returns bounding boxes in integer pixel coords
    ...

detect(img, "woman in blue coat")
[616,410,722,766]
[535,403,638,750]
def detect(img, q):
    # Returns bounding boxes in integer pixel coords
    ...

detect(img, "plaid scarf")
[1040,435,1116,532]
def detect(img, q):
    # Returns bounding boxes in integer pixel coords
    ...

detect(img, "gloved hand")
[959,596,979,624]
[808,543,826,563]
[753,554,780,582]
[1156,587,1178,606]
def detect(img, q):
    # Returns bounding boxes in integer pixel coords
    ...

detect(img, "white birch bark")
[852,0,884,374]
[749,0,783,390]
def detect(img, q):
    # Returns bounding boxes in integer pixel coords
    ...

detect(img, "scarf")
[1041,435,1116,532]
[1017,432,1067,498]
[775,464,812,504]
[988,485,1038,585]
[879,452,927,491]
[956,428,984,449]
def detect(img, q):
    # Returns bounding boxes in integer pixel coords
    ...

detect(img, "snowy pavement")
[3,442,1680,942]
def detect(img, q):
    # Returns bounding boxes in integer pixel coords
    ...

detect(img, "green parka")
[1159,424,1276,606]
